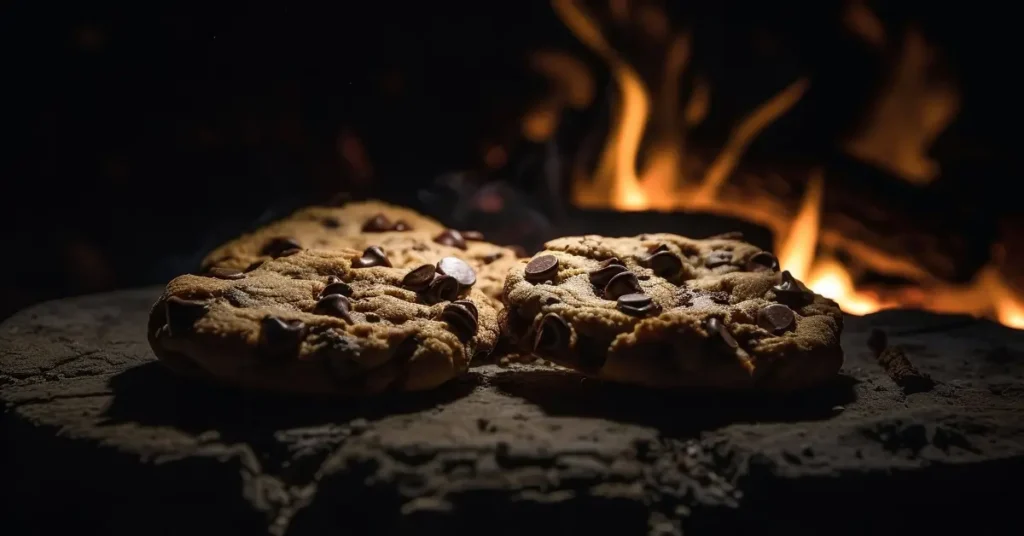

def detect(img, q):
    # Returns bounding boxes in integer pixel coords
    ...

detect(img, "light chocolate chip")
[362,213,394,232]
[426,275,460,303]
[442,300,479,340]
[434,229,467,250]
[165,297,208,336]
[352,246,391,268]
[321,275,353,298]
[436,257,476,287]
[604,271,642,300]
[589,258,628,288]
[647,250,683,278]
[616,293,660,317]
[757,303,795,334]
[314,294,354,324]
[773,270,813,305]
[525,255,559,283]
[533,313,571,354]
[705,317,739,349]
[402,264,436,292]
[258,316,307,360]
[261,237,302,258]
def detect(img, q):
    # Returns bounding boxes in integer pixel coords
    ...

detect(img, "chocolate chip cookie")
[335,230,523,307]
[201,200,448,272]
[200,200,521,305]
[149,248,500,395]
[501,233,844,391]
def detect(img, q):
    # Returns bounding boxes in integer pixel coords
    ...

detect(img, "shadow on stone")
[101,361,481,436]
[491,368,858,437]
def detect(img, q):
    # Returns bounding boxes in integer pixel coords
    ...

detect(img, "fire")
[541,0,1023,328]
[841,0,960,185]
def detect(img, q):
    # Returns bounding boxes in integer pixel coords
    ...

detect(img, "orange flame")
[545,0,1022,328]
[842,1,960,185]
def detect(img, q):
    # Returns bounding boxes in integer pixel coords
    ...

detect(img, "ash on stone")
[3,288,1024,535]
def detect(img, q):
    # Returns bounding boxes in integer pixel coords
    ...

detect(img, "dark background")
[2,1,1016,320]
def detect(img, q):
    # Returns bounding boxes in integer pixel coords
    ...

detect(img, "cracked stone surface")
[2,287,1024,535]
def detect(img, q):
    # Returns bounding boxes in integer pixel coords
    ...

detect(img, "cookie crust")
[149,248,500,396]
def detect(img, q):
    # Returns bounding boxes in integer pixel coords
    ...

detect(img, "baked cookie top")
[200,200,448,272]
[501,233,844,391]
[335,231,523,307]
[198,200,522,306]
[149,248,500,396]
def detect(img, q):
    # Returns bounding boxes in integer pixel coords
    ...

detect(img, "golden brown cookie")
[199,200,521,305]
[335,231,523,307]
[200,200,447,272]
[501,233,844,391]
[149,248,500,396]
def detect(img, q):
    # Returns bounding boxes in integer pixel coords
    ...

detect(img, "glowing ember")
[540,0,1021,328]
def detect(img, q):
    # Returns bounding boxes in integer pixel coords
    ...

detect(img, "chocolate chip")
[616,293,659,316]
[353,246,391,268]
[322,217,341,229]
[525,255,559,283]
[758,303,795,334]
[321,276,353,298]
[164,297,208,336]
[647,251,683,278]
[362,213,394,232]
[392,220,411,231]
[462,230,485,241]
[261,237,302,258]
[442,300,479,339]
[705,317,739,349]
[604,271,642,300]
[600,257,626,268]
[747,251,780,273]
[426,275,460,303]
[206,267,245,280]
[647,244,670,254]
[482,251,504,264]
[314,294,354,323]
[402,264,436,292]
[533,313,571,354]
[258,315,307,359]
[244,260,265,272]
[704,250,732,268]
[773,270,813,305]
[434,229,467,250]
[589,263,627,288]
[436,257,476,287]
[277,248,301,258]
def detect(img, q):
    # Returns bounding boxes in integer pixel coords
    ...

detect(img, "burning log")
[537,0,1022,327]
[713,154,993,284]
